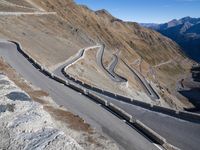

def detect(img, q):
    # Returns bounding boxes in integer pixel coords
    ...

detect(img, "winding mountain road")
[0,12,56,16]
[53,45,100,78]
[0,40,160,150]
[56,44,158,102]
[42,42,200,149]
[96,44,127,83]
[122,60,159,100]
[107,54,127,82]
[10,41,200,150]
[53,48,85,78]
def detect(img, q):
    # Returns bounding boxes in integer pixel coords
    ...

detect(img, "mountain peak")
[140,16,200,62]
[95,9,122,22]
[95,9,112,17]
[167,19,181,28]
[180,16,191,21]
[180,21,193,33]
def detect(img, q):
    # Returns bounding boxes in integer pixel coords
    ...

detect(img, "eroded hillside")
[0,0,194,109]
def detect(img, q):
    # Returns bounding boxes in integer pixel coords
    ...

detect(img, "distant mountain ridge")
[141,17,200,62]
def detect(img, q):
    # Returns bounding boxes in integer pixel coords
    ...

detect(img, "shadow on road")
[179,88,200,113]
[179,65,200,113]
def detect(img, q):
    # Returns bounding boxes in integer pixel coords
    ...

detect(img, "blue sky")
[75,0,200,23]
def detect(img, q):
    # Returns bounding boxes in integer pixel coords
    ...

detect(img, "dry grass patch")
[44,105,92,133]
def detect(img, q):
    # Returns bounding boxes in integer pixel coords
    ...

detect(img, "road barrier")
[43,68,51,76]
[179,111,200,122]
[87,92,108,106]
[54,75,66,84]
[50,73,54,78]
[65,80,69,86]
[130,99,152,109]
[9,40,200,149]
[68,83,84,93]
[28,57,35,63]
[34,60,43,70]
[10,40,200,121]
[86,93,179,149]
[83,89,88,95]
[151,105,179,115]
[11,40,200,123]
[135,119,166,145]
[108,102,134,123]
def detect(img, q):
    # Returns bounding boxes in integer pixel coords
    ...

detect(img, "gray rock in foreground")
[0,74,83,150]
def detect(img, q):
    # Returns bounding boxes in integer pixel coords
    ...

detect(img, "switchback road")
[0,41,159,150]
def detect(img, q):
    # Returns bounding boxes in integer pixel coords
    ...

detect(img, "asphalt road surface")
[96,44,125,82]
[94,92,200,150]
[53,43,200,149]
[107,54,127,82]
[122,60,159,100]
[0,41,160,150]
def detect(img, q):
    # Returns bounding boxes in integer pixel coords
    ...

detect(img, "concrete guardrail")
[65,80,69,86]
[54,75,66,84]
[87,92,108,106]
[9,40,200,148]
[179,111,200,122]
[108,102,134,123]
[43,68,51,76]
[10,41,200,123]
[135,119,166,145]
[11,40,200,123]
[68,83,84,93]
[86,92,179,149]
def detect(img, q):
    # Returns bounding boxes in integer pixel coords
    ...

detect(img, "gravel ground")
[0,74,83,150]
[0,58,119,150]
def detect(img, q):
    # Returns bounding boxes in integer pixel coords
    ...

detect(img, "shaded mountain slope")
[142,17,200,62]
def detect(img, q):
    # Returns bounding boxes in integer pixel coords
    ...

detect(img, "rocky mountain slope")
[0,0,194,110]
[141,17,200,63]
